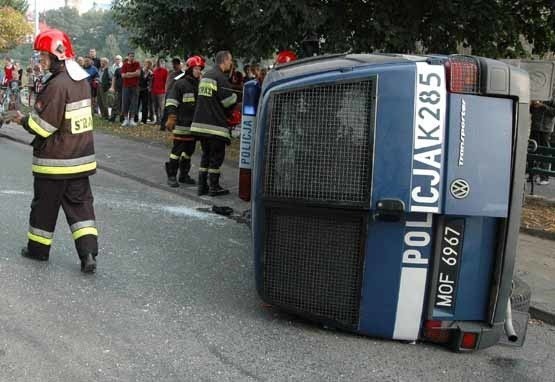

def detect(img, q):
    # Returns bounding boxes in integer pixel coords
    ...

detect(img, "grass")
[521,197,555,234]
[92,115,241,161]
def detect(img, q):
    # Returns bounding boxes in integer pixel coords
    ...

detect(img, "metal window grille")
[264,79,376,206]
[263,208,366,327]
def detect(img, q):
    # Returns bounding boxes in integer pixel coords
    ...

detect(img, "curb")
[525,194,555,206]
[529,306,555,326]
[519,227,555,241]
[93,127,242,170]
[0,131,30,146]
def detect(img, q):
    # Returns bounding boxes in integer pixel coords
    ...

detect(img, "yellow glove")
[165,114,177,131]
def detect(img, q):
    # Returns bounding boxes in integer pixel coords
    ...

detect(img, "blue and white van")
[248,54,530,351]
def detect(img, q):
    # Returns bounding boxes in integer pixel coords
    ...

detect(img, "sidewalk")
[516,234,555,324]
[1,124,553,324]
[0,123,250,218]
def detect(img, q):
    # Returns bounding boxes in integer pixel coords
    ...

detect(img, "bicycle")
[0,86,8,113]
[8,80,21,111]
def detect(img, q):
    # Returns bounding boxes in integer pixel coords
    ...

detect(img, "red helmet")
[186,55,205,70]
[34,29,75,60]
[275,50,297,64]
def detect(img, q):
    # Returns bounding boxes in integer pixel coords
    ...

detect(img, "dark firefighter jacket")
[21,66,96,179]
[164,73,199,139]
[190,66,237,143]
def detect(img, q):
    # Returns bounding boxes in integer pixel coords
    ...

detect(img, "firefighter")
[9,29,99,274]
[190,50,238,196]
[164,55,205,187]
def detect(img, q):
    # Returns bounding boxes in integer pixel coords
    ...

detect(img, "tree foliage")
[0,6,32,51]
[0,0,28,14]
[112,0,555,60]
[112,0,238,58]
[42,7,132,59]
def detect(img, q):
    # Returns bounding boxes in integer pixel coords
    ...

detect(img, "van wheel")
[510,276,531,312]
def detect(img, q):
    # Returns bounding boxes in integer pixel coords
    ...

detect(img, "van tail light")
[445,56,480,94]
[422,320,452,344]
[460,332,478,350]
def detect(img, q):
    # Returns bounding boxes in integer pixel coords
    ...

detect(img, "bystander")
[151,57,168,125]
[120,52,141,127]
[530,98,555,185]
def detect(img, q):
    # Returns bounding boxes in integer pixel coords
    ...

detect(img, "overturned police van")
[247,54,530,351]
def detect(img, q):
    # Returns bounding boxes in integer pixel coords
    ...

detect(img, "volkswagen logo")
[450,179,470,199]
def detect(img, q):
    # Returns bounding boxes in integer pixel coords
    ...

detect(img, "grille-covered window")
[264,79,376,206]
[263,208,366,327]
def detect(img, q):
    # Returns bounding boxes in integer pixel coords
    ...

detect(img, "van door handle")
[375,199,405,222]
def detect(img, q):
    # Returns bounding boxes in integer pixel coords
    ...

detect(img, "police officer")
[164,55,205,187]
[10,29,99,273]
[190,50,237,196]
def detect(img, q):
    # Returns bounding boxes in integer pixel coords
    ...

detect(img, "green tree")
[112,0,555,60]
[42,7,132,59]
[0,6,32,51]
[111,0,238,58]
[0,0,28,13]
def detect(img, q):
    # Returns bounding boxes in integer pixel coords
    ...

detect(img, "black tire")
[510,276,532,313]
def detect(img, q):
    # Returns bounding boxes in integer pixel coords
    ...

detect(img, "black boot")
[209,173,230,196]
[198,172,209,196]
[21,247,48,261]
[165,161,179,187]
[80,253,96,274]
[178,158,196,185]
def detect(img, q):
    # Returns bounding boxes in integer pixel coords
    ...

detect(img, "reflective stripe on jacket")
[22,67,96,179]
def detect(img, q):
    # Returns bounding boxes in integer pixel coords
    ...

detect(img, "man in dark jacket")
[531,98,555,185]
[160,57,184,131]
[10,29,99,273]
[190,50,237,196]
[109,60,124,123]
[164,55,204,187]
[97,57,112,119]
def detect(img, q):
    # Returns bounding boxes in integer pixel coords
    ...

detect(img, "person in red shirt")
[3,57,15,86]
[120,51,141,127]
[151,57,168,124]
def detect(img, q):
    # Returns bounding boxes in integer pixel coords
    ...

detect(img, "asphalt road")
[1,138,554,382]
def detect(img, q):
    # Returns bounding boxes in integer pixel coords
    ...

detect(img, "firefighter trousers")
[168,138,196,172]
[199,138,226,174]
[27,177,98,259]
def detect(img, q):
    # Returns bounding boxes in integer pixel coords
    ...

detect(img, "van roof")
[268,53,428,82]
